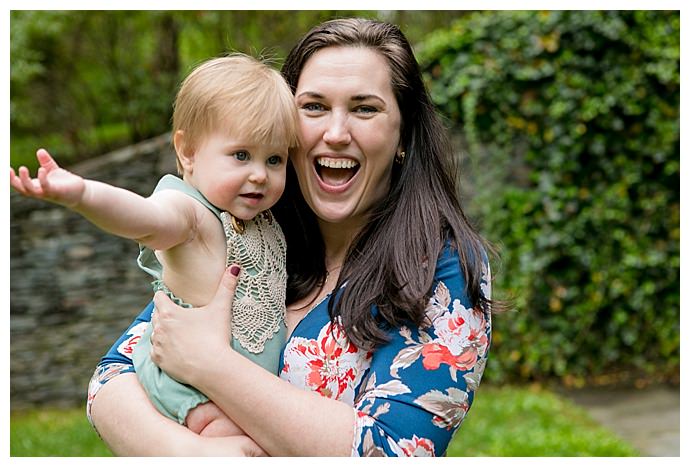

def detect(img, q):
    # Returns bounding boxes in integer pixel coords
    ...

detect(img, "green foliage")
[418,11,679,384]
[11,11,181,169]
[449,385,638,456]
[10,11,473,172]
[9,11,373,171]
[10,406,112,456]
[176,11,371,69]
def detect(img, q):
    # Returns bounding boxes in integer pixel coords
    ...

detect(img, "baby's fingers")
[9,168,28,195]
[36,149,60,172]
[17,166,43,197]
[37,167,50,192]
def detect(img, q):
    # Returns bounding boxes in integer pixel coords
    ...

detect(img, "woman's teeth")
[316,157,358,169]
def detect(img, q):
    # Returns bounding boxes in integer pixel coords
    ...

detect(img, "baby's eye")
[267,155,283,166]
[233,151,249,161]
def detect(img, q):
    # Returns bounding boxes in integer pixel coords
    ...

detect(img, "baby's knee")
[199,418,245,437]
[185,401,222,434]
[186,402,244,437]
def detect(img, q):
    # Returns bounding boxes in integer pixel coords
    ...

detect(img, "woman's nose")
[323,112,352,146]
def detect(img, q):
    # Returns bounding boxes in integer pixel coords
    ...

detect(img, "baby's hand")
[10,149,86,208]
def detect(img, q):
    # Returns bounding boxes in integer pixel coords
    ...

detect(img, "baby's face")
[187,131,288,220]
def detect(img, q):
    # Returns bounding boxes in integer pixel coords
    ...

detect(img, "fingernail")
[230,265,240,277]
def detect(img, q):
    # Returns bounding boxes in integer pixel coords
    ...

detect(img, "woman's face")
[292,46,402,227]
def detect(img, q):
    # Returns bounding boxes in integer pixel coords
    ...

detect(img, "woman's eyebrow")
[296,91,385,105]
[352,94,384,103]
[296,91,324,99]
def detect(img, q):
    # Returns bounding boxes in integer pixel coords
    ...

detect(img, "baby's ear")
[173,130,194,174]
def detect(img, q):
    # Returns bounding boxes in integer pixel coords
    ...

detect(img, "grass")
[447,385,639,456]
[10,406,113,457]
[9,385,638,457]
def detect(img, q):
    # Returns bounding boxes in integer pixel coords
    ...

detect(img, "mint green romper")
[131,175,287,424]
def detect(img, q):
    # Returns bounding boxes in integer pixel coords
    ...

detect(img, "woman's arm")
[150,267,356,456]
[88,301,266,456]
[90,372,195,455]
[86,302,154,426]
[349,247,492,456]
[90,373,266,456]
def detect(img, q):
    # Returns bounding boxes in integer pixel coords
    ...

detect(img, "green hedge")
[418,11,679,384]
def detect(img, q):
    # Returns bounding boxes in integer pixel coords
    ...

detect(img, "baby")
[10,54,299,437]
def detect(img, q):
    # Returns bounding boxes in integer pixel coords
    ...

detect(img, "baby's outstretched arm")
[10,149,196,251]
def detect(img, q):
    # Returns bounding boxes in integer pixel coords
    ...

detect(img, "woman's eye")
[233,151,249,161]
[355,105,378,114]
[302,102,325,112]
[267,155,283,166]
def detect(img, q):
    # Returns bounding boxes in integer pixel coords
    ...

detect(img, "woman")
[88,18,493,456]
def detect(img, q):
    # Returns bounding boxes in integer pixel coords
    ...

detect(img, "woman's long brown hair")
[274,18,494,350]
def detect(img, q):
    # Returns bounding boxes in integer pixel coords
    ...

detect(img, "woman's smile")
[314,155,361,192]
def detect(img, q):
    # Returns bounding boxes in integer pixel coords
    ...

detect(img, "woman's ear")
[173,130,194,174]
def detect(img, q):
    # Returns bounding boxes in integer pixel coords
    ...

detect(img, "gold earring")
[395,151,406,165]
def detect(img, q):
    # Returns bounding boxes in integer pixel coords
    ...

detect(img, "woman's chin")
[313,202,359,226]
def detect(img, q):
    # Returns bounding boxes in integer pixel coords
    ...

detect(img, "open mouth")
[315,156,360,188]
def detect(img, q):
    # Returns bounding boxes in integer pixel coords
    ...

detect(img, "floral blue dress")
[87,244,492,456]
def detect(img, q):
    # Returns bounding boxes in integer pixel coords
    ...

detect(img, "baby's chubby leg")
[186,401,245,437]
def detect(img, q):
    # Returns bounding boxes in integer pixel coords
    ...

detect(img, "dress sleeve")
[350,246,492,456]
[86,300,155,426]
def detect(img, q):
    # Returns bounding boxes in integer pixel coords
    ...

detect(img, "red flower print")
[281,321,371,404]
[421,343,479,371]
[421,299,489,374]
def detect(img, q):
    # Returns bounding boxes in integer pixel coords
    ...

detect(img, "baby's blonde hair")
[172,53,299,174]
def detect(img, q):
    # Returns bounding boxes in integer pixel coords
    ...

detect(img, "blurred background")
[10,10,679,456]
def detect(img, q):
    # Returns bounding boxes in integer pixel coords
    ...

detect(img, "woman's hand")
[150,265,241,385]
[194,435,268,457]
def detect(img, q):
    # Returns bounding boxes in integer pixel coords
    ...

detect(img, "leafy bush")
[418,11,679,384]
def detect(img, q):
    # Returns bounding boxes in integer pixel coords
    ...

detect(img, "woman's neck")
[318,217,363,270]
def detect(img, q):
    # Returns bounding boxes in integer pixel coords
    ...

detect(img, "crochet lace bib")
[220,210,287,354]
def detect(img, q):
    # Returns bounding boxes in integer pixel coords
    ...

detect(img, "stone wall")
[10,134,177,409]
